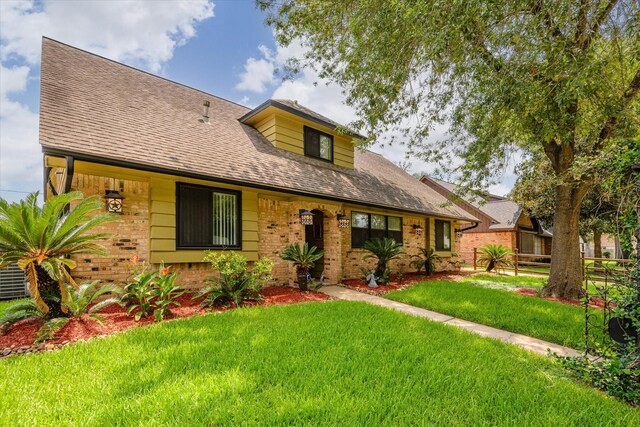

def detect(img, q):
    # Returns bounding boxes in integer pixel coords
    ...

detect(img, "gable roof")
[239,99,366,139]
[38,38,478,222]
[420,175,552,234]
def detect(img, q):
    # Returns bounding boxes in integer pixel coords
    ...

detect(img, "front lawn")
[386,278,600,349]
[1,301,635,426]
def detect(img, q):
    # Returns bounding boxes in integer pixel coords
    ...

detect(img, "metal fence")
[0,264,28,300]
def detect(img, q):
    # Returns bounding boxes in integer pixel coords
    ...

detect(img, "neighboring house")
[39,38,478,287]
[582,234,624,259]
[419,176,552,262]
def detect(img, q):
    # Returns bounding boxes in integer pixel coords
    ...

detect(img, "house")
[419,176,552,262]
[39,38,478,287]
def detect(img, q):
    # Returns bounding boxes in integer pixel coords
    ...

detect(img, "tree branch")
[575,0,589,47]
[597,66,640,145]
[581,0,618,50]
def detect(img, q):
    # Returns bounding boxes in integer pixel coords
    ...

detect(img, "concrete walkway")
[321,285,581,358]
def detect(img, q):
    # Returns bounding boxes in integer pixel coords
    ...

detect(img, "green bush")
[477,244,514,272]
[280,243,323,291]
[410,247,441,276]
[362,238,403,284]
[197,251,273,306]
[121,260,184,321]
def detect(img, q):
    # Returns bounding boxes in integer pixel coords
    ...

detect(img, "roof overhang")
[43,147,478,223]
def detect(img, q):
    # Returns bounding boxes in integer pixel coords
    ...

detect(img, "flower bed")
[514,287,606,309]
[0,286,328,357]
[342,271,472,295]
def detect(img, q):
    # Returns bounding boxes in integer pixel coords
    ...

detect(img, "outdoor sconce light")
[412,224,424,236]
[105,190,124,214]
[337,214,351,229]
[299,209,314,225]
[455,229,463,239]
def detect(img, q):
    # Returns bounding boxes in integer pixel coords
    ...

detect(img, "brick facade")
[70,174,150,283]
[71,175,461,288]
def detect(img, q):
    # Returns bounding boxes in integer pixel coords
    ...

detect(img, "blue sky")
[0,0,516,204]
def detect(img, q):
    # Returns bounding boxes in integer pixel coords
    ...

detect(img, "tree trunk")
[296,266,309,292]
[544,185,585,299]
[593,228,602,268]
[35,265,67,319]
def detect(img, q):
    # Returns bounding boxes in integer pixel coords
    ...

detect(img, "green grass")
[1,301,635,426]
[386,279,601,349]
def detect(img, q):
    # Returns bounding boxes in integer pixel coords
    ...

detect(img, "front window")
[435,220,451,251]
[304,126,333,162]
[351,212,403,248]
[176,183,241,249]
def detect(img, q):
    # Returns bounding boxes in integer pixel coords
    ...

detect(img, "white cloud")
[0,0,215,202]
[236,45,276,93]
[0,0,215,72]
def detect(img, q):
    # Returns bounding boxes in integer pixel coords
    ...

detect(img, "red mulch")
[514,287,606,309]
[0,286,329,351]
[342,270,474,295]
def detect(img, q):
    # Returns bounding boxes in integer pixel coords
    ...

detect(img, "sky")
[0,0,516,204]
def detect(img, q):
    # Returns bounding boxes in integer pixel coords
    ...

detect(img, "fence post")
[514,249,519,276]
[581,251,585,277]
[473,247,477,271]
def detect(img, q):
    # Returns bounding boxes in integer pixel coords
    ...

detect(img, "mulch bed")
[342,270,474,296]
[0,286,329,357]
[514,287,606,309]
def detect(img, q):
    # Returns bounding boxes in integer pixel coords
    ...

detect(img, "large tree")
[259,0,640,298]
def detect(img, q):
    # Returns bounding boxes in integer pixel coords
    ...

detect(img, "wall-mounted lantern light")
[412,224,424,236]
[105,190,124,214]
[337,214,351,229]
[299,209,314,225]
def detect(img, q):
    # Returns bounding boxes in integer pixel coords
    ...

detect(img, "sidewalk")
[321,285,581,358]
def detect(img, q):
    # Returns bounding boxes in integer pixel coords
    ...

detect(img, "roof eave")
[42,147,477,222]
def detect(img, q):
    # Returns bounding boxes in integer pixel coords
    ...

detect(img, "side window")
[304,126,333,162]
[435,220,451,251]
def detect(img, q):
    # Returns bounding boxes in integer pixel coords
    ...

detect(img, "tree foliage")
[259,0,640,297]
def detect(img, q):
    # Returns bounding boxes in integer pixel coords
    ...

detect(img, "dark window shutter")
[304,127,320,158]
[177,185,213,247]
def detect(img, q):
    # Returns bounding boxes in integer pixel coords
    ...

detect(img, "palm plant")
[477,244,514,272]
[363,237,404,282]
[0,280,120,340]
[0,299,44,334]
[0,192,115,318]
[411,247,441,276]
[280,243,324,291]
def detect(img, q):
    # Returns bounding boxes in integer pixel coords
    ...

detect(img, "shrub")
[410,247,441,276]
[280,243,323,291]
[1,280,119,341]
[363,238,403,283]
[121,259,184,321]
[0,300,45,335]
[0,192,115,318]
[555,348,639,406]
[197,251,273,306]
[152,265,184,321]
[477,244,514,272]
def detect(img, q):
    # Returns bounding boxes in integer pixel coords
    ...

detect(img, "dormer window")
[304,126,333,162]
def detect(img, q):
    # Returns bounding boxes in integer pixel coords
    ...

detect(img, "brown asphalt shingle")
[39,38,477,222]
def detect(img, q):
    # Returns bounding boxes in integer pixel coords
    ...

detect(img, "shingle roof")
[39,38,477,222]
[481,200,523,230]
